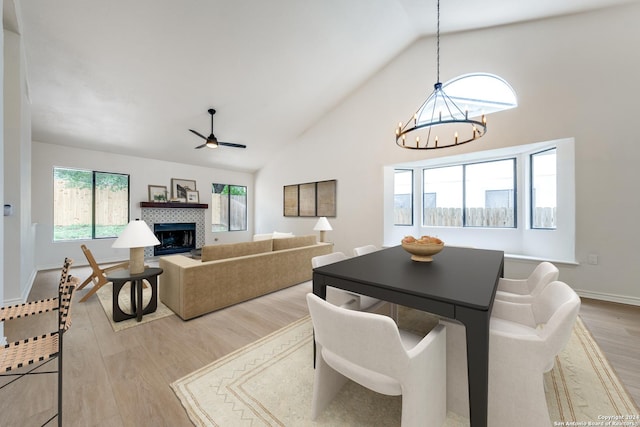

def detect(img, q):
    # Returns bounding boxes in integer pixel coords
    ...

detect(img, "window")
[423,166,462,226]
[394,169,413,225]
[418,73,518,124]
[385,138,574,262]
[531,148,557,229]
[212,183,247,232]
[465,160,515,228]
[53,167,129,241]
[423,159,515,228]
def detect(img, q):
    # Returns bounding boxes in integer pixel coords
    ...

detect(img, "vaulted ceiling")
[15,0,635,172]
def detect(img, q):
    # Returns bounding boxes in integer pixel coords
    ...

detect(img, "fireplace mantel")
[140,202,208,209]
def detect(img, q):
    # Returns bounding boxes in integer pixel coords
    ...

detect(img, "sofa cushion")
[253,233,274,241]
[272,234,317,251]
[273,231,294,239]
[201,239,273,262]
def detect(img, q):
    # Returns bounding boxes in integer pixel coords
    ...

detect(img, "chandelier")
[396,0,487,150]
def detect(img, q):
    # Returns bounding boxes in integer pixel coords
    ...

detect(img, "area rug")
[96,281,174,332]
[171,315,639,427]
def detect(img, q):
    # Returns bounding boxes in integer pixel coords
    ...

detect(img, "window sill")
[505,252,578,266]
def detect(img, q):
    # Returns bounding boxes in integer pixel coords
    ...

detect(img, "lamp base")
[129,247,145,274]
[319,230,326,243]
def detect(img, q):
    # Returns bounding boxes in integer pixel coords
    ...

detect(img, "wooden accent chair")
[0,258,79,427]
[77,244,129,302]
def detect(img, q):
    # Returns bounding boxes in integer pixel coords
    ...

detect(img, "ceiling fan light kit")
[189,108,247,150]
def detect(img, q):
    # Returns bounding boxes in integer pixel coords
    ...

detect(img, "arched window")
[419,73,518,122]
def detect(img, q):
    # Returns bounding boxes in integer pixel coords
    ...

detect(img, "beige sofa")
[159,235,332,320]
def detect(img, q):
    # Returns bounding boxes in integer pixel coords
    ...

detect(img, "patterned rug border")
[545,316,640,418]
[172,315,640,426]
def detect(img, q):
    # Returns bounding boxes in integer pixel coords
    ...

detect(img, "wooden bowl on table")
[401,236,444,262]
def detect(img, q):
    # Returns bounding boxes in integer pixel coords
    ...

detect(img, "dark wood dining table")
[312,244,504,427]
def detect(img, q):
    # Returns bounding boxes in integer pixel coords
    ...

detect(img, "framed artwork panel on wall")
[299,183,316,216]
[316,180,336,217]
[283,185,299,216]
[283,179,336,217]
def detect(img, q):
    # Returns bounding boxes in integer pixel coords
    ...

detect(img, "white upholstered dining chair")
[495,261,559,303]
[306,293,447,427]
[352,244,378,256]
[440,280,580,426]
[352,244,399,320]
[312,252,385,312]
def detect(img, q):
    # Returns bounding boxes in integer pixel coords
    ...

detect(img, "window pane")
[53,168,93,241]
[417,73,517,124]
[531,148,557,229]
[94,172,129,238]
[212,183,247,232]
[423,166,463,226]
[394,169,413,225]
[212,184,229,232]
[465,159,515,228]
[229,185,247,231]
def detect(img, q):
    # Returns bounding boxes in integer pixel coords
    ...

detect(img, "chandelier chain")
[436,0,440,83]
[395,0,489,150]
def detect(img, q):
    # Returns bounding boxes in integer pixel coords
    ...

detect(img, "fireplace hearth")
[154,223,196,256]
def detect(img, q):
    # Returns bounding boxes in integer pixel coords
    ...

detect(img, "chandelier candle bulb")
[454,132,458,144]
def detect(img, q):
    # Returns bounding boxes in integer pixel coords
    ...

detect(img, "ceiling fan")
[189,108,247,149]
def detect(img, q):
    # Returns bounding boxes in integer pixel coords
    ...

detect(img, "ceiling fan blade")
[218,141,247,149]
[189,129,208,140]
[194,143,208,149]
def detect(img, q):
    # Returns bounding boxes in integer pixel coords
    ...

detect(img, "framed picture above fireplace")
[148,185,168,202]
[186,190,199,203]
[171,178,197,200]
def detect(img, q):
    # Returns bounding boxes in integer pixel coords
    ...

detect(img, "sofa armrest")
[160,255,200,318]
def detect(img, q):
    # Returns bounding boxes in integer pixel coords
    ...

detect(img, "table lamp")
[313,217,333,243]
[112,219,160,274]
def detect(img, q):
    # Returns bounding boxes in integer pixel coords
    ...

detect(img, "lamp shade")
[313,217,333,231]
[112,219,160,249]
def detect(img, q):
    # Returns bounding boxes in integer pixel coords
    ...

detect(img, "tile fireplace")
[154,222,196,256]
[141,205,206,258]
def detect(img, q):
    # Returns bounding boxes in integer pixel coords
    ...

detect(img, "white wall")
[256,4,640,304]
[32,142,255,270]
[3,25,34,305]
[1,0,6,341]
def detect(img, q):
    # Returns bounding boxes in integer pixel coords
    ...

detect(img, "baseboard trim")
[2,269,38,306]
[575,289,640,307]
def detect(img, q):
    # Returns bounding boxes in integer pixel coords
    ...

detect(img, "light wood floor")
[1,264,639,426]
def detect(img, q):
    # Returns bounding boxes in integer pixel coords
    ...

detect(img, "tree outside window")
[212,183,247,232]
[53,168,129,241]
